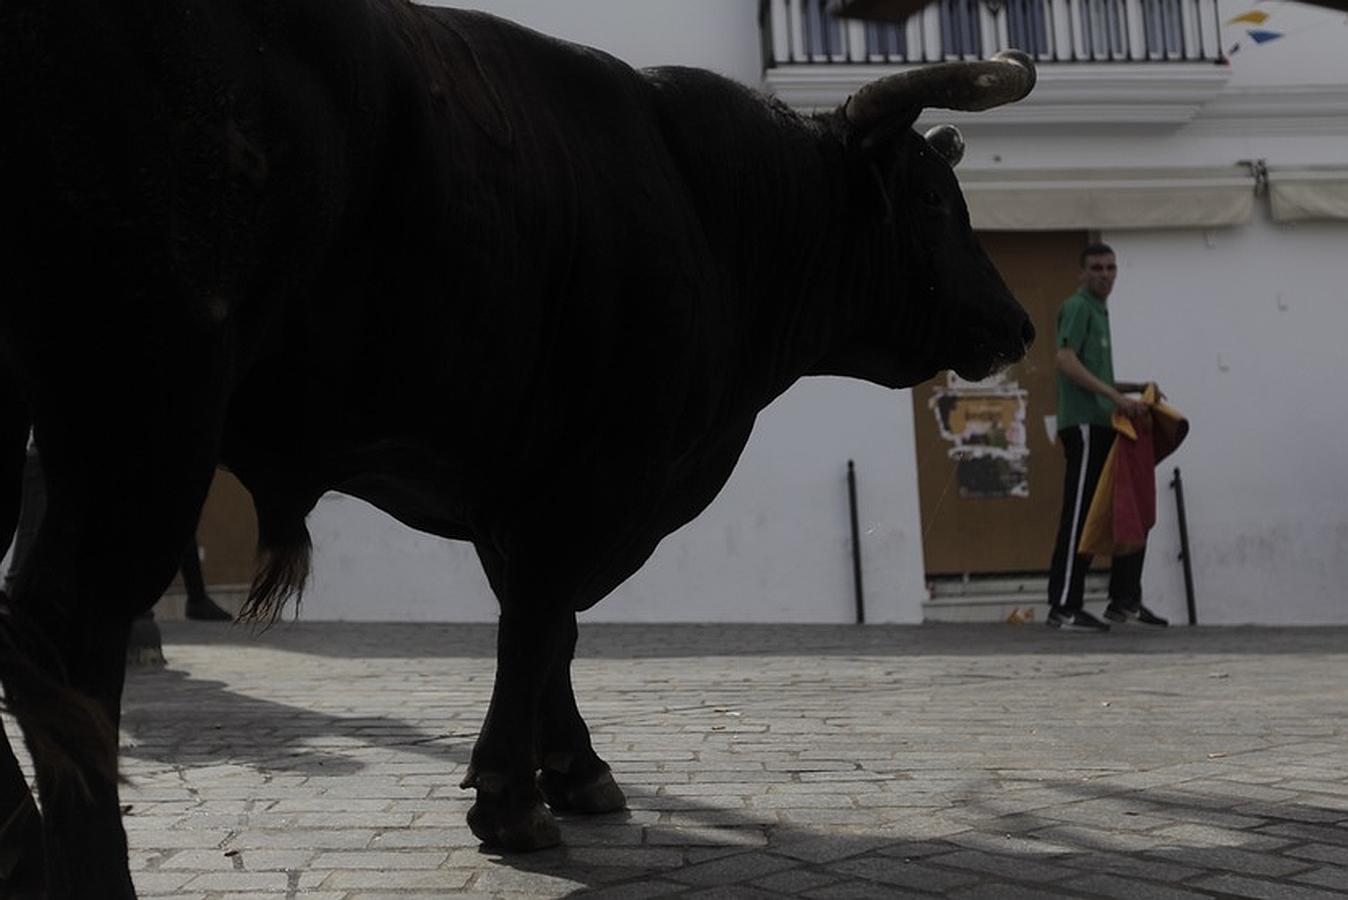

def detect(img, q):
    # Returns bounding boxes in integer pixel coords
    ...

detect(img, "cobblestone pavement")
[102,622,1348,898]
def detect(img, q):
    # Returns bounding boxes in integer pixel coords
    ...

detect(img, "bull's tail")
[237,497,314,625]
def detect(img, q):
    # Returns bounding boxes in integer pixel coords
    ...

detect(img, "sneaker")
[1047,607,1111,632]
[1104,602,1169,627]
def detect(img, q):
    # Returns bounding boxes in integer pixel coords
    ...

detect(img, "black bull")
[0,0,1034,892]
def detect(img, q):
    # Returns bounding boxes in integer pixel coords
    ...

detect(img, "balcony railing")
[760,0,1226,66]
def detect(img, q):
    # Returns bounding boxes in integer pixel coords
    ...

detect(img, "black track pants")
[1047,424,1145,610]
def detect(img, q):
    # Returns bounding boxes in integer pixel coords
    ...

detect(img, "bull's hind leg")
[0,361,226,898]
[0,391,44,896]
[6,444,221,898]
[536,614,625,814]
[0,729,42,897]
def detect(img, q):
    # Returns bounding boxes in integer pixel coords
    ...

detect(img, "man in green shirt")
[1047,243,1167,631]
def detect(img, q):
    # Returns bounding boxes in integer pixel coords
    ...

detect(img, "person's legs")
[1105,546,1168,625]
[1047,426,1086,610]
[181,534,232,621]
[1108,547,1145,607]
[1047,426,1114,611]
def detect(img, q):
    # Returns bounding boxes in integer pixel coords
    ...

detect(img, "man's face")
[1081,252,1117,301]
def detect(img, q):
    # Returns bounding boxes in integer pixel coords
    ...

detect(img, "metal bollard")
[1170,467,1198,625]
[847,459,865,624]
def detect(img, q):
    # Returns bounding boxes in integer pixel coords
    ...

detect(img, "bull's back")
[343,8,723,476]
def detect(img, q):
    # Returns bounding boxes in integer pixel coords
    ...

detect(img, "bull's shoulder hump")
[643,65,830,143]
[384,5,518,149]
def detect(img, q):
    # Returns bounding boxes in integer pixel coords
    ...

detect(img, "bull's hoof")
[539,766,627,814]
[466,794,561,852]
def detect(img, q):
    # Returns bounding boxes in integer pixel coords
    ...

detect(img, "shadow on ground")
[111,623,1348,897]
[159,620,1348,659]
[398,776,1348,897]
[121,666,472,776]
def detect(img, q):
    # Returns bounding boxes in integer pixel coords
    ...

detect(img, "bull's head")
[811,50,1037,387]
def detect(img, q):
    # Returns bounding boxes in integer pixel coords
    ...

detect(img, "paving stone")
[803,881,940,899]
[158,848,241,872]
[130,871,197,894]
[182,871,289,891]
[569,881,688,899]
[1143,845,1315,878]
[1286,843,1348,867]
[1062,873,1216,900]
[768,831,899,864]
[309,849,448,869]
[1259,821,1348,847]
[346,894,491,900]
[678,887,786,900]
[565,847,685,869]
[1149,823,1294,851]
[645,825,768,847]
[100,622,1348,898]
[1291,865,1348,892]
[751,866,845,893]
[223,829,375,850]
[317,868,476,890]
[667,850,797,885]
[922,848,1074,883]
[827,855,979,891]
[1192,873,1348,899]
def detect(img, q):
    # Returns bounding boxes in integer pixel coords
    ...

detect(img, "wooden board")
[912,230,1091,575]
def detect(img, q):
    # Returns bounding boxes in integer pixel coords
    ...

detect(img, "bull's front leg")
[462,608,567,851]
[536,613,625,814]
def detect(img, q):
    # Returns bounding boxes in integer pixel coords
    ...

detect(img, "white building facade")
[248,1,1348,625]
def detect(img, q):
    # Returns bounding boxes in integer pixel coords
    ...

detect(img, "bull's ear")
[924,125,965,168]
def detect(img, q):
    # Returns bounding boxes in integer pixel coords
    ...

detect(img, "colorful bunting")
[1247,29,1284,42]
[1228,10,1270,24]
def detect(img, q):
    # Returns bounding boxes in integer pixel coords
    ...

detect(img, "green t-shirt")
[1056,287,1115,430]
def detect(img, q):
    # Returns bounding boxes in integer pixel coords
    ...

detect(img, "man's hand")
[1115,394,1148,419]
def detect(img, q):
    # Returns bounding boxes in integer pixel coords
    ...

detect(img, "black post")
[1171,467,1198,625]
[847,459,865,624]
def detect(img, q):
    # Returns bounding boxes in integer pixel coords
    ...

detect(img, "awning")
[1268,168,1348,222]
[956,167,1255,231]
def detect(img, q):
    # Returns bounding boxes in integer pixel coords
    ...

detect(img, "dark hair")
[1080,243,1114,267]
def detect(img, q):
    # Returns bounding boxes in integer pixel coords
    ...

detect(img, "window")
[1083,0,1128,58]
[1006,0,1050,57]
[1142,0,1184,58]
[865,21,908,60]
[940,0,983,58]
[803,0,845,59]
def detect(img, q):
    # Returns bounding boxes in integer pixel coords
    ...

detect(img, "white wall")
[305,380,929,623]
[1107,215,1348,624]
[1219,0,1348,88]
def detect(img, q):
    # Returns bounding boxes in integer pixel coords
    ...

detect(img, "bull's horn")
[844,49,1036,129]
[924,124,965,167]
